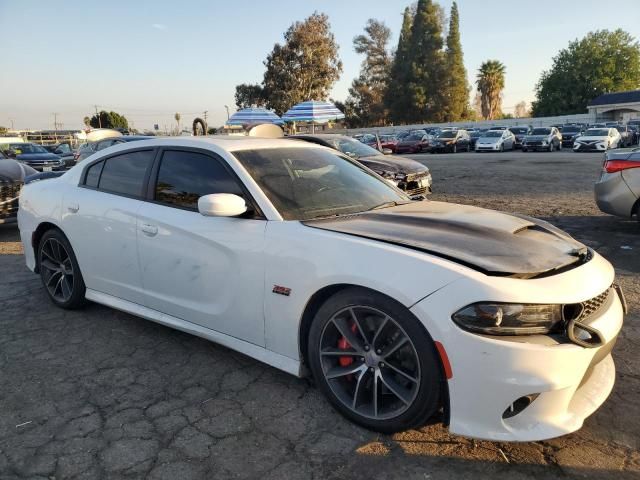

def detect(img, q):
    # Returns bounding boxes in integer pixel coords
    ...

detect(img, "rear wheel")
[38,229,86,309]
[308,288,442,433]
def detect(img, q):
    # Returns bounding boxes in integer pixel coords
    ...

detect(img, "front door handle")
[141,223,158,236]
[67,202,79,213]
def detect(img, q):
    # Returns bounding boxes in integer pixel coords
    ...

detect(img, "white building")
[587,90,640,123]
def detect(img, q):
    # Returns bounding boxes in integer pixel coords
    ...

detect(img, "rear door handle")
[140,223,158,236]
[67,202,79,213]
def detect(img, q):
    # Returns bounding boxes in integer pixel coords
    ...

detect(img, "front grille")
[0,181,22,217]
[525,140,542,146]
[401,172,430,196]
[580,288,610,321]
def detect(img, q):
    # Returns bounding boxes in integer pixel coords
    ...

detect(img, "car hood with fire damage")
[358,154,429,176]
[303,201,589,278]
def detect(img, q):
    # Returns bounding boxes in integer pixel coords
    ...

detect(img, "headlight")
[452,302,563,335]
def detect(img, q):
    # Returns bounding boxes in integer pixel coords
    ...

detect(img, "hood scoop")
[303,201,589,278]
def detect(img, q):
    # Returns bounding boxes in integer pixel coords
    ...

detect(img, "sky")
[1,0,639,131]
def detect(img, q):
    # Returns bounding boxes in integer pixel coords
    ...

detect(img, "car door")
[136,148,267,346]
[61,148,155,304]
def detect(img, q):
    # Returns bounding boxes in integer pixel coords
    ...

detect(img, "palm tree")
[476,60,506,120]
[174,112,181,135]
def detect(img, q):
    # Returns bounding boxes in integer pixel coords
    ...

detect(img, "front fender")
[262,221,465,361]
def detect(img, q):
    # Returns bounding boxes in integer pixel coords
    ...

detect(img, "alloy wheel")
[318,305,421,420]
[40,238,75,303]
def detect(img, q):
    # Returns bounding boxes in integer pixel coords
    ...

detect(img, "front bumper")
[574,142,607,152]
[475,144,500,151]
[410,254,623,441]
[522,142,550,151]
[431,143,454,152]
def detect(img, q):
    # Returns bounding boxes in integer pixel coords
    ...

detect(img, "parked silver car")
[475,129,515,152]
[595,147,640,221]
[522,127,562,152]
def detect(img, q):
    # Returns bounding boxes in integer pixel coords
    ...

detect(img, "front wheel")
[38,229,86,309]
[308,288,442,433]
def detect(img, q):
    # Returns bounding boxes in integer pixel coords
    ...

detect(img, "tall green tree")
[406,0,446,123]
[442,2,469,121]
[89,110,129,129]
[262,12,343,115]
[531,29,640,116]
[476,60,506,120]
[386,7,413,124]
[234,83,266,109]
[346,19,392,127]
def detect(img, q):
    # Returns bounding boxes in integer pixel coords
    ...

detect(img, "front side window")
[234,147,409,221]
[154,150,244,210]
[97,150,153,197]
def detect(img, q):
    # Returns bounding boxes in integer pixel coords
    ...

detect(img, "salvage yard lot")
[1,150,639,479]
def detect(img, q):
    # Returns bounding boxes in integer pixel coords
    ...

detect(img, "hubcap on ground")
[40,238,74,302]
[319,306,421,420]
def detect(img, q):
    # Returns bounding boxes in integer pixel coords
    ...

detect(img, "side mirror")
[197,193,247,217]
[382,148,392,155]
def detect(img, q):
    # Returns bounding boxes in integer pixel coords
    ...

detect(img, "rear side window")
[154,150,244,210]
[84,160,104,188]
[97,150,154,197]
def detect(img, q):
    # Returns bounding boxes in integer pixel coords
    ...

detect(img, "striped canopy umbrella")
[225,107,284,128]
[282,100,345,132]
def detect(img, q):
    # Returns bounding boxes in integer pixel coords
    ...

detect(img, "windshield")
[437,131,457,139]
[234,147,409,221]
[483,131,503,138]
[8,143,48,154]
[509,127,528,134]
[531,128,550,135]
[324,137,380,158]
[470,131,482,137]
[406,133,424,141]
[562,126,581,133]
[585,129,609,136]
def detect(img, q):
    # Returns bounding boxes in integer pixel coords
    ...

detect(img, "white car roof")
[121,136,320,153]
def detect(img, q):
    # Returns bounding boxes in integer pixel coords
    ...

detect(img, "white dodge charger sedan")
[18,137,625,441]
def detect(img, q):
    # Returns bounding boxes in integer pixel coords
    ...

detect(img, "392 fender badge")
[272,285,291,296]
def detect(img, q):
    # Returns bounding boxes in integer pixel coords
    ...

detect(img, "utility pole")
[8,118,14,130]
[53,113,60,131]
[94,105,102,128]
[224,105,229,120]
[203,110,209,124]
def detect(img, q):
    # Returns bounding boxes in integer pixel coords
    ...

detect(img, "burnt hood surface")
[303,201,589,278]
[359,154,429,175]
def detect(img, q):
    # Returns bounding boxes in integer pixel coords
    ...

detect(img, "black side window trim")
[79,147,159,200]
[146,147,265,219]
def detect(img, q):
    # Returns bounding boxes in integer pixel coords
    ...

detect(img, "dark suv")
[430,129,471,153]
[560,125,585,148]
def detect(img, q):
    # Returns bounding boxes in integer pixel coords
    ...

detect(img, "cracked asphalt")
[1,150,639,479]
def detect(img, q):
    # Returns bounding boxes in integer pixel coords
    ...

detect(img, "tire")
[522,147,527,152]
[38,229,86,309]
[500,143,504,153]
[308,287,442,434]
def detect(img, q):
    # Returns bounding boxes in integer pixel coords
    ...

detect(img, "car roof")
[94,135,328,153]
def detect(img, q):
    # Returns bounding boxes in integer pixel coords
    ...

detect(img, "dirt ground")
[0,150,639,479]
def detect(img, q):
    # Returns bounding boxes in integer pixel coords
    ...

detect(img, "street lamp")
[224,105,230,120]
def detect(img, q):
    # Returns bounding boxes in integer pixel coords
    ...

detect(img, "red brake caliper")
[337,322,358,367]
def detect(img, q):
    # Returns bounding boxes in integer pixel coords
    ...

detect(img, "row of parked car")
[356,121,640,155]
